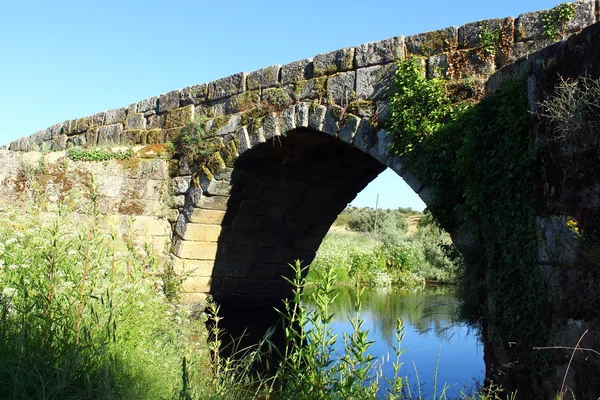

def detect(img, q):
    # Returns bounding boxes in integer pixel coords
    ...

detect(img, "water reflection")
[302,285,485,398]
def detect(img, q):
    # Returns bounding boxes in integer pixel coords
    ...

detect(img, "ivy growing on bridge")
[388,58,549,385]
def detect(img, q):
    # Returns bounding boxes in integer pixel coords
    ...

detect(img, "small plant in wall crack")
[541,2,576,41]
[478,23,501,60]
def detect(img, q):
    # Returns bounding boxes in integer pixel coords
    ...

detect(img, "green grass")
[308,211,460,289]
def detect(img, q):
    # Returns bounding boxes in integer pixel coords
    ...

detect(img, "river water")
[301,285,485,399]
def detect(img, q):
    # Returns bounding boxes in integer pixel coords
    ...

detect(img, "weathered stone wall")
[483,19,600,399]
[0,146,175,256]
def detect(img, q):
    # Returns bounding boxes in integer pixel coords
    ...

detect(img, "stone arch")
[172,103,435,306]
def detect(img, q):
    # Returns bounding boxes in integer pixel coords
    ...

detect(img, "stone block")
[220,278,256,294]
[172,176,191,194]
[236,127,251,153]
[322,107,340,136]
[97,124,123,145]
[219,244,258,263]
[205,180,231,196]
[74,116,93,133]
[405,26,458,56]
[166,105,194,129]
[182,276,214,293]
[281,58,313,84]
[207,72,247,101]
[418,185,436,206]
[353,118,377,153]
[211,261,251,278]
[567,0,596,32]
[231,213,259,229]
[179,223,222,242]
[338,114,361,144]
[247,65,280,90]
[125,113,146,130]
[515,11,544,42]
[367,129,393,164]
[246,264,279,279]
[313,47,355,76]
[258,248,291,264]
[356,63,395,100]
[264,204,287,219]
[256,217,283,232]
[296,102,310,127]
[180,84,208,105]
[120,129,144,145]
[180,292,208,304]
[187,208,226,224]
[262,189,301,207]
[159,90,181,113]
[401,169,424,193]
[327,71,355,105]
[132,216,171,236]
[284,208,315,223]
[355,36,405,68]
[198,195,229,210]
[293,76,327,101]
[174,239,218,260]
[49,122,66,138]
[278,105,297,134]
[104,108,127,125]
[308,105,327,131]
[255,231,289,248]
[239,200,268,216]
[135,96,159,113]
[147,114,166,129]
[262,113,280,139]
[219,227,257,246]
[427,54,450,79]
[273,178,307,194]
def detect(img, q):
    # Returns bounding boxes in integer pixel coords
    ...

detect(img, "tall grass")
[0,179,201,399]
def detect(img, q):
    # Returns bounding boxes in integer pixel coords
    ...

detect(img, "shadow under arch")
[210,127,388,308]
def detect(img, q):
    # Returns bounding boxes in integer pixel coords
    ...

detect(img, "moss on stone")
[347,99,375,117]
[165,105,194,129]
[263,88,292,111]
[201,165,214,182]
[230,91,261,112]
[313,65,338,78]
[221,139,240,167]
[314,76,328,101]
[208,115,231,134]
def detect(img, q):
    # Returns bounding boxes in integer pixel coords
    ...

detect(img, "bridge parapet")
[4,0,596,154]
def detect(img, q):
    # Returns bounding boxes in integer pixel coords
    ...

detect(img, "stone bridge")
[3,0,597,307]
[4,2,600,395]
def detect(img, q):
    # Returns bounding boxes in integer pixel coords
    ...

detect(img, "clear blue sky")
[0,0,565,211]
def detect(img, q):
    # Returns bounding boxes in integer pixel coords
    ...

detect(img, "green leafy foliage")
[67,147,132,162]
[388,57,548,379]
[478,23,500,59]
[541,2,576,41]
[388,58,465,156]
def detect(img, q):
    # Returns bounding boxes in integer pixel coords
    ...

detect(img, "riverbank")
[307,208,461,290]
